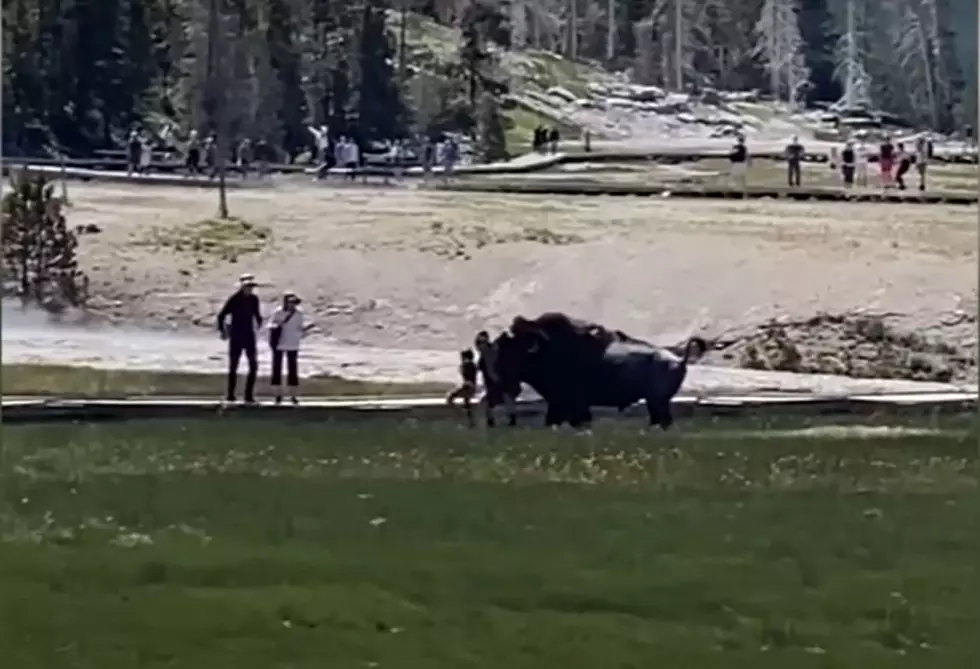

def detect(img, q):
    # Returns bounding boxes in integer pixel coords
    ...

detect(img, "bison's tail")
[681,336,708,364]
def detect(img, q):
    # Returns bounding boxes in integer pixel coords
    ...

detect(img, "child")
[446,348,478,426]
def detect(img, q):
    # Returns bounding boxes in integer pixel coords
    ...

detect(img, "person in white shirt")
[267,290,311,405]
[854,138,869,187]
[346,138,360,182]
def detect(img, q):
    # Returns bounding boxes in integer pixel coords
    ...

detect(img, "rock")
[699,88,723,106]
[545,86,577,104]
[628,85,665,102]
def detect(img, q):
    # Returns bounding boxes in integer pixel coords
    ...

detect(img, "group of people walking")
[780,134,934,190]
[310,127,462,182]
[217,275,311,405]
[532,125,561,153]
[184,132,274,178]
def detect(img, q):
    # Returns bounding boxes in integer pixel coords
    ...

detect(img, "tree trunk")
[606,0,614,62]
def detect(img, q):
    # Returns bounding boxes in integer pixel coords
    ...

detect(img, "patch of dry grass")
[0,363,450,398]
[138,216,271,263]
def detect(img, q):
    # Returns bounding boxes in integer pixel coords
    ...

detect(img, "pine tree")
[459,2,492,109]
[2,171,89,307]
[477,92,508,163]
[266,0,308,157]
[356,0,405,141]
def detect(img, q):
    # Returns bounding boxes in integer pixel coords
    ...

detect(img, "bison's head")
[491,325,550,388]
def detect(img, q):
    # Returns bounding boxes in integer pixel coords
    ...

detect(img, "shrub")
[1,169,88,309]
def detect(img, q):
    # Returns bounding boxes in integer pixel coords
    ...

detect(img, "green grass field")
[1,413,978,668]
[1,363,450,398]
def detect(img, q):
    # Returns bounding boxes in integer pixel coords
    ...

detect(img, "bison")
[489,312,706,429]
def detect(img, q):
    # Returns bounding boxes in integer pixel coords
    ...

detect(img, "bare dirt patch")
[66,180,977,383]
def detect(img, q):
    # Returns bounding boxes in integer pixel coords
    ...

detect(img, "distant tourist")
[879,136,895,187]
[548,127,560,154]
[422,136,435,181]
[237,138,253,178]
[310,125,330,166]
[185,130,202,176]
[217,274,263,405]
[729,136,748,188]
[126,130,142,176]
[267,290,310,406]
[442,137,459,181]
[204,134,217,178]
[893,142,912,190]
[532,126,544,152]
[784,135,804,187]
[854,138,869,187]
[333,136,348,179]
[583,129,592,153]
[255,137,271,178]
[914,136,930,191]
[840,141,856,187]
[139,133,152,173]
[348,137,361,181]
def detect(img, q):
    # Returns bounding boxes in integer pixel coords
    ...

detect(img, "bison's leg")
[645,400,662,428]
[544,403,562,427]
[658,403,675,430]
[503,392,518,427]
[569,404,593,429]
[646,399,674,430]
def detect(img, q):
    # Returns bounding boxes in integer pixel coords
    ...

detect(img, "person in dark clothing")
[127,130,142,176]
[894,142,912,190]
[204,134,217,178]
[840,141,856,187]
[914,137,930,191]
[548,127,560,154]
[784,136,804,187]
[532,126,543,152]
[474,329,517,427]
[185,131,202,175]
[729,137,748,188]
[255,138,271,177]
[446,348,479,427]
[217,274,263,404]
[879,137,895,187]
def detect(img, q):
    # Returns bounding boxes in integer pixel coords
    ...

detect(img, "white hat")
[239,273,256,286]
[283,289,300,303]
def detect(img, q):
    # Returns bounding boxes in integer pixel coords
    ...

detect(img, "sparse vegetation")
[721,312,975,383]
[0,364,449,398]
[422,221,584,259]
[139,217,270,263]
[1,414,977,667]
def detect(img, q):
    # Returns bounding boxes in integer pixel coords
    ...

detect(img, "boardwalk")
[437,178,978,205]
[2,391,976,424]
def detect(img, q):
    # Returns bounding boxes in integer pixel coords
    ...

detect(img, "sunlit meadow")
[1,412,978,668]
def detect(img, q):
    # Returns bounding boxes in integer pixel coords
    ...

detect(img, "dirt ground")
[66,180,977,383]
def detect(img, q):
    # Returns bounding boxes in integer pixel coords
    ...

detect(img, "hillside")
[2,0,974,158]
